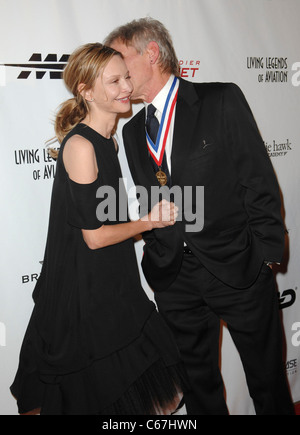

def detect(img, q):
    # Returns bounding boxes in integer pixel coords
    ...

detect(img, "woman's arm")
[63,135,177,250]
[82,200,177,250]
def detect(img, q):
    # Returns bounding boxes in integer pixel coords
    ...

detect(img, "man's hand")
[142,200,179,229]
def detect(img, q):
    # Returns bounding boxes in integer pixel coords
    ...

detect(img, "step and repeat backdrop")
[0,0,299,415]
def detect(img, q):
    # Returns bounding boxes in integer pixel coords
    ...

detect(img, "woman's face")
[88,55,133,115]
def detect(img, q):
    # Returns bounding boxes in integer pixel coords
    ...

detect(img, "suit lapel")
[171,79,202,186]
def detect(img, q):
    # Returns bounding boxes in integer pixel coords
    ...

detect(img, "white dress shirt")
[144,74,177,173]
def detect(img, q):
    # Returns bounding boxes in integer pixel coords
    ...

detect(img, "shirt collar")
[144,75,175,116]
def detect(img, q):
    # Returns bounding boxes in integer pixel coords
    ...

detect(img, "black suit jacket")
[123,79,285,290]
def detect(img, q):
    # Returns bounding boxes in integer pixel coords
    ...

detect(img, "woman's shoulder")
[63,130,98,184]
[64,133,95,153]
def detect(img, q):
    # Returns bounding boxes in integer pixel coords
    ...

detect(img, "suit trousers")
[155,253,294,415]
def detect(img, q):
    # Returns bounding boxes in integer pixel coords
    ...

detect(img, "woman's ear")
[78,83,94,102]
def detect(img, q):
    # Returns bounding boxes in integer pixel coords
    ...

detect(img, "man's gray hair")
[104,17,180,76]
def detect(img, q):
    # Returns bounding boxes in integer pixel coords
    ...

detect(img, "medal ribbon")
[146,76,179,167]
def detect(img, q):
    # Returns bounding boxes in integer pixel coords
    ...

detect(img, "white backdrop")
[0,0,299,415]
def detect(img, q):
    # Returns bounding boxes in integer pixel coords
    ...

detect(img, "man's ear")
[146,41,160,65]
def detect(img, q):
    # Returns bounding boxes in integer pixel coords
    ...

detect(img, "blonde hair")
[104,17,180,76]
[54,43,122,146]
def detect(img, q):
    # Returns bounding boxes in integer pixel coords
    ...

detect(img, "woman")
[10,43,188,415]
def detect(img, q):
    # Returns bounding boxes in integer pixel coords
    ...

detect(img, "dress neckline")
[78,123,113,142]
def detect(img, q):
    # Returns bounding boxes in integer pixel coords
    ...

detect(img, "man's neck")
[142,72,172,103]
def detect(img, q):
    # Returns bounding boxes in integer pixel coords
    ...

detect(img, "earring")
[89,98,95,102]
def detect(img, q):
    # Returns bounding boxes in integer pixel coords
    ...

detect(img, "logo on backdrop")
[292,323,300,348]
[291,62,300,87]
[179,59,201,79]
[278,288,297,310]
[0,54,200,84]
[264,138,293,158]
[247,57,288,84]
[21,261,43,285]
[286,358,298,376]
[246,57,300,86]
[1,53,69,81]
[14,147,58,181]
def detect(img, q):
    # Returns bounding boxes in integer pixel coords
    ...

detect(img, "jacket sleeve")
[223,83,285,263]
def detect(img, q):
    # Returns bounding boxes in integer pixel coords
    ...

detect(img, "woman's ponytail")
[54,97,87,144]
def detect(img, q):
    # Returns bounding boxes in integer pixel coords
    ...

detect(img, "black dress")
[10,124,188,415]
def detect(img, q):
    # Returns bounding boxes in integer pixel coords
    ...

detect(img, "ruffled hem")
[11,311,190,415]
[99,360,188,415]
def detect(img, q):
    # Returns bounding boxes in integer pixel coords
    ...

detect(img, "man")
[105,18,294,415]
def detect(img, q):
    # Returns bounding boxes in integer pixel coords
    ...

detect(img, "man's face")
[110,39,153,101]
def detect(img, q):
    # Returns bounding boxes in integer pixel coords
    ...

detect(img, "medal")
[146,77,179,184]
[156,169,168,186]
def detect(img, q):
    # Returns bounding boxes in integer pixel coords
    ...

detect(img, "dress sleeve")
[66,175,103,230]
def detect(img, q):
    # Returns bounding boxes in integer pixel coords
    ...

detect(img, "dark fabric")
[122,78,293,415]
[10,123,187,415]
[155,254,295,415]
[123,80,285,291]
[146,104,159,143]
